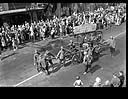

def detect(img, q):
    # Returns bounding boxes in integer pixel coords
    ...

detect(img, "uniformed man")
[108,36,116,57]
[73,76,83,87]
[42,50,54,75]
[34,50,42,72]
[34,50,39,66]
[82,43,92,75]
[56,46,65,66]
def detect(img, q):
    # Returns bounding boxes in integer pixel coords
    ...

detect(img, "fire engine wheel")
[72,54,80,64]
[37,67,41,72]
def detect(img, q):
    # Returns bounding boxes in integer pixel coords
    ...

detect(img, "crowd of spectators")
[73,71,125,87]
[0,3,126,59]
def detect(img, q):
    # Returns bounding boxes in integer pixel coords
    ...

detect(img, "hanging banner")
[73,23,97,34]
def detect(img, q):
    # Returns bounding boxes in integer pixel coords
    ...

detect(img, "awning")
[0,7,43,15]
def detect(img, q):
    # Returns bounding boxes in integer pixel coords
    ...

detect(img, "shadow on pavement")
[89,65,102,74]
[113,49,120,56]
[49,60,73,74]
[18,46,25,50]
[49,64,63,74]
[64,60,72,67]
[92,53,108,64]
[1,52,17,60]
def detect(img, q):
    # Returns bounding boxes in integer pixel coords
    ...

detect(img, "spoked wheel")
[72,53,80,65]
[37,67,41,72]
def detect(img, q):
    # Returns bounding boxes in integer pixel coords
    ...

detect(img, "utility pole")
[56,3,61,18]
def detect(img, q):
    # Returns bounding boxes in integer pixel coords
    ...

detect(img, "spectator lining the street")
[73,76,83,87]
[110,73,120,87]
[93,77,102,87]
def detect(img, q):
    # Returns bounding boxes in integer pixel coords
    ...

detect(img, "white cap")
[61,46,63,49]
[110,36,113,39]
[95,77,101,83]
[105,80,110,85]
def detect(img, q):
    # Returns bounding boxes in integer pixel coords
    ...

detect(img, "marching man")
[43,50,54,75]
[34,49,40,72]
[56,46,65,66]
[82,43,92,75]
[108,36,116,57]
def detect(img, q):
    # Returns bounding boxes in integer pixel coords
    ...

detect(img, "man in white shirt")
[56,46,65,66]
[73,76,83,87]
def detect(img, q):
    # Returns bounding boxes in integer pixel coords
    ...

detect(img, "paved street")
[0,22,126,87]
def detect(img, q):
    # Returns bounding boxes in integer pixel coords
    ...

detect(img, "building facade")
[0,3,45,26]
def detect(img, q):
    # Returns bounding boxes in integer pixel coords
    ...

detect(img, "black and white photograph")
[0,3,126,87]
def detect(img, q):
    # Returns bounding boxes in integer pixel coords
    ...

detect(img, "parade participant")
[34,50,42,72]
[38,53,45,72]
[73,76,83,87]
[56,46,66,66]
[82,43,91,75]
[93,77,102,87]
[43,50,54,75]
[108,36,116,57]
[34,49,39,66]
[40,50,49,75]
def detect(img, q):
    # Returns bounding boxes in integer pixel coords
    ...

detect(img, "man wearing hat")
[34,49,40,72]
[82,43,92,75]
[44,50,54,75]
[108,36,116,57]
[56,46,65,66]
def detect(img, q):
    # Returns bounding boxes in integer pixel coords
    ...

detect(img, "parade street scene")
[0,3,126,87]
